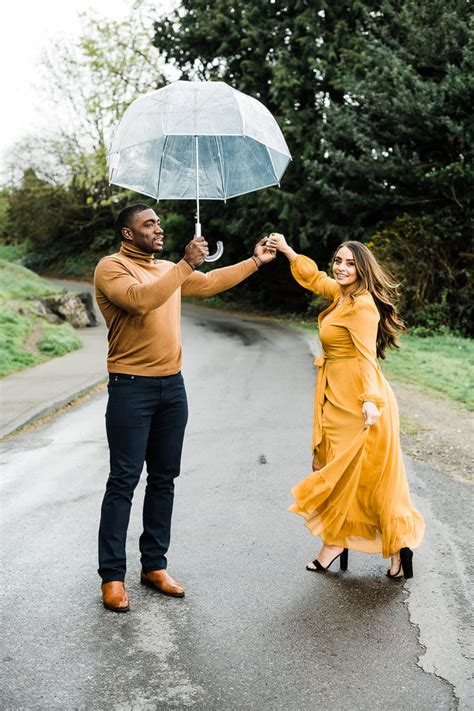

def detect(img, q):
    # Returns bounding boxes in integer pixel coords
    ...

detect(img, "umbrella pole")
[195,134,224,262]
[195,136,201,237]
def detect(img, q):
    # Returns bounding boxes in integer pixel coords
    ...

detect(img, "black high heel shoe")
[386,547,413,579]
[306,547,349,573]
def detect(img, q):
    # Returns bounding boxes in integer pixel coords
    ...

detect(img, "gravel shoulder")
[390,381,473,483]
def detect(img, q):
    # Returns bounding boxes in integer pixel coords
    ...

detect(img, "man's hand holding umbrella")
[183,236,210,268]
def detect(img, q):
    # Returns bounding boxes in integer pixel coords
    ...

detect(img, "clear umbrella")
[108,80,291,261]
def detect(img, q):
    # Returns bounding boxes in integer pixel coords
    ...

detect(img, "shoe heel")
[340,548,349,571]
[400,547,413,579]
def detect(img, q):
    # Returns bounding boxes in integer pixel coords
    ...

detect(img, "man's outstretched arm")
[181,238,276,298]
[95,237,210,315]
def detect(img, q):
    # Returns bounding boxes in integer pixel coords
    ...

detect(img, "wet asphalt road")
[1,304,471,710]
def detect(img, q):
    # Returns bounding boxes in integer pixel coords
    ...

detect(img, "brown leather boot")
[101,581,130,612]
[140,569,185,598]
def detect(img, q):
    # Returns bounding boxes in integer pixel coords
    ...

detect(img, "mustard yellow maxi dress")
[289,255,425,557]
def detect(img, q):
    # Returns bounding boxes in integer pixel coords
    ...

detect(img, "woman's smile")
[332,246,358,291]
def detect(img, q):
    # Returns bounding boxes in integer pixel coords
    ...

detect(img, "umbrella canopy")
[108,80,291,201]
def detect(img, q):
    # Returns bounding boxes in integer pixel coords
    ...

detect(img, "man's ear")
[121,226,133,242]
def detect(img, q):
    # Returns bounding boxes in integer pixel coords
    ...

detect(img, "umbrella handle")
[204,241,224,263]
[195,220,224,262]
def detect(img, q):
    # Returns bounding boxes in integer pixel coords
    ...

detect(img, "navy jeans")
[98,372,188,582]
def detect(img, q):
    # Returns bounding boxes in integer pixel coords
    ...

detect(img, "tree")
[39,0,166,200]
[0,188,9,237]
[5,0,167,275]
[153,0,377,312]
[312,1,473,228]
[154,0,473,332]
[313,0,473,332]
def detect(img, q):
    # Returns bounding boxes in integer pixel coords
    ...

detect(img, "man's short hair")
[116,203,152,239]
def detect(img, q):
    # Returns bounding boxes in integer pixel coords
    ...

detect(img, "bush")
[370,211,473,336]
[0,243,28,261]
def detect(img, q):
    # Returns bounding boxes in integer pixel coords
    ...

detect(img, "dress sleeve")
[181,258,257,297]
[345,297,385,408]
[290,255,339,300]
[94,258,193,316]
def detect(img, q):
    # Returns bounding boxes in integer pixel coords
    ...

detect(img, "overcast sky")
[0,0,138,169]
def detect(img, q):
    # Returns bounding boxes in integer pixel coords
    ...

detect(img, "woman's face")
[332,246,358,289]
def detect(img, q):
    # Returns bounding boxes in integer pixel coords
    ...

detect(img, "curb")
[1,376,107,440]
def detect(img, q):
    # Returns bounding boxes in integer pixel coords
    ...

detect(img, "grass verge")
[381,332,473,410]
[0,259,82,377]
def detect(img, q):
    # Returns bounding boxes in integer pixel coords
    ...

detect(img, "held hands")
[184,236,209,268]
[265,233,297,262]
[184,233,288,269]
[362,401,381,428]
[253,237,277,266]
[266,233,288,252]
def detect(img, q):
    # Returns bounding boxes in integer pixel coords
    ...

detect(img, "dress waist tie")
[312,353,357,451]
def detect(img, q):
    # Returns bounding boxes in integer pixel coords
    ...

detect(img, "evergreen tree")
[154,0,473,332]
[314,0,473,332]
[154,1,376,312]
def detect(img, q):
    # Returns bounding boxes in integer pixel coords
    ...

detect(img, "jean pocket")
[108,374,137,389]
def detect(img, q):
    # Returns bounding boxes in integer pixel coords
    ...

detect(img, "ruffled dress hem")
[289,498,425,558]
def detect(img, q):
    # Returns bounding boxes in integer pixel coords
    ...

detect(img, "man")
[94,203,275,612]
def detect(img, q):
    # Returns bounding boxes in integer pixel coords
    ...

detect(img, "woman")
[265,234,424,578]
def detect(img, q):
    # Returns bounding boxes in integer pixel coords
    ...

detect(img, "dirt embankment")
[390,381,473,483]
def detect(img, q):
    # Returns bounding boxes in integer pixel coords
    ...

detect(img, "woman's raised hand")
[265,233,297,262]
[362,401,381,428]
[266,233,288,251]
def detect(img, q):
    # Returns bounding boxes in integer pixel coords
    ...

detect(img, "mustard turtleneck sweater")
[94,241,258,376]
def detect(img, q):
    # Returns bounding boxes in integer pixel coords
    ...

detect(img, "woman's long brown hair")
[333,241,405,359]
